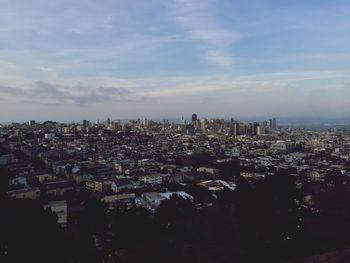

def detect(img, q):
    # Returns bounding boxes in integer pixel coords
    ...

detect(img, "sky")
[0,0,349,121]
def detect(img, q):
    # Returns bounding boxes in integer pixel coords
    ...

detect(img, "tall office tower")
[239,123,248,135]
[259,125,266,135]
[28,120,35,126]
[253,122,261,136]
[272,118,277,129]
[186,124,195,135]
[192,113,198,123]
[234,122,239,136]
[122,123,131,132]
[193,119,200,129]
[248,123,253,135]
[212,119,221,133]
[107,118,111,126]
[200,119,206,132]
[162,119,168,129]
[269,119,273,128]
[111,121,120,131]
[230,122,239,136]
[181,116,185,125]
[143,118,149,127]
[82,120,90,131]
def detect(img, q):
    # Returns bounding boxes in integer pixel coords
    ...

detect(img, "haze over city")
[2,2,350,263]
[0,0,349,121]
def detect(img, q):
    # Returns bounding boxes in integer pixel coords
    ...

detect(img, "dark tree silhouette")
[0,199,72,263]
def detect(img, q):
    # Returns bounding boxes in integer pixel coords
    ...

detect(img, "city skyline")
[1,0,350,121]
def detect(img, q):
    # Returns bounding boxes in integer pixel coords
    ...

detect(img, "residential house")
[44,200,68,227]
[7,187,40,199]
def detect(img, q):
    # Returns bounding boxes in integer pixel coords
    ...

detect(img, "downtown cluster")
[1,115,350,263]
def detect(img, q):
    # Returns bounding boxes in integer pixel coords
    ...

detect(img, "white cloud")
[204,50,234,67]
[169,0,240,67]
[38,67,57,78]
[0,69,349,119]
[39,67,54,72]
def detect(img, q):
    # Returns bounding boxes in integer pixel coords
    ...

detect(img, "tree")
[0,199,72,263]
[0,166,10,201]
[186,184,213,204]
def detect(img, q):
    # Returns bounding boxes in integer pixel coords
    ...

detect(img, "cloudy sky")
[0,0,349,121]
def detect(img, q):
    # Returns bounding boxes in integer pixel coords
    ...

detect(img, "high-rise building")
[28,120,35,126]
[122,123,131,132]
[192,113,198,123]
[200,119,206,133]
[181,116,186,125]
[105,118,111,129]
[111,121,120,131]
[143,118,149,127]
[186,124,195,135]
[253,122,260,136]
[259,125,266,135]
[82,120,90,131]
[239,123,248,135]
[230,122,239,136]
[272,118,277,129]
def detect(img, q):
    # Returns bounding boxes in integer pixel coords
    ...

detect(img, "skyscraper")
[272,118,277,129]
[192,113,198,123]
[253,122,261,136]
[230,122,239,136]
[200,119,206,133]
[82,120,90,131]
